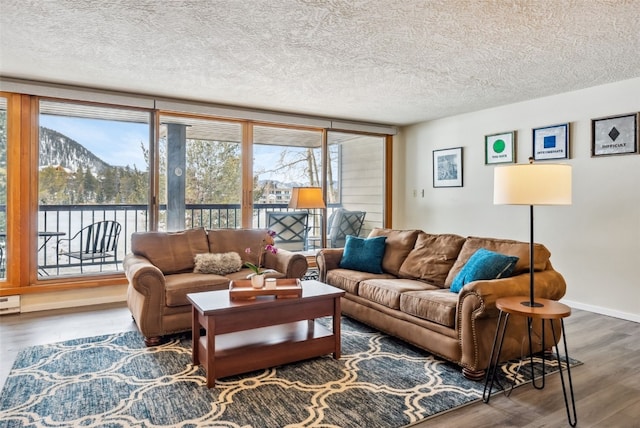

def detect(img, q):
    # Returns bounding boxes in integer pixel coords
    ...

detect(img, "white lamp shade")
[288,187,326,209]
[494,163,572,206]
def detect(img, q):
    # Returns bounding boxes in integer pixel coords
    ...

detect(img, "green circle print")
[493,139,506,153]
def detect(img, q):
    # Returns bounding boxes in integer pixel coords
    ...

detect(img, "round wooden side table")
[482,296,577,427]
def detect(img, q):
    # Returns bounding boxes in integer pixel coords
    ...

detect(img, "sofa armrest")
[458,269,567,319]
[124,254,166,296]
[123,254,168,340]
[316,248,344,282]
[263,249,308,279]
[456,269,566,372]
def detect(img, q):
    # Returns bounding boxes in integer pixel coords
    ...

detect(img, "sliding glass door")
[327,131,386,238]
[252,125,324,246]
[38,100,151,278]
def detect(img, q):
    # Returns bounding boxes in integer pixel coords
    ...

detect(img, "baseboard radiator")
[0,295,21,315]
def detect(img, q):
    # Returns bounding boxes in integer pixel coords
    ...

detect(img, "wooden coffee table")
[187,280,345,387]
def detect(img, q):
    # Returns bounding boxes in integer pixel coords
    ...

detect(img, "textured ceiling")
[1,0,639,126]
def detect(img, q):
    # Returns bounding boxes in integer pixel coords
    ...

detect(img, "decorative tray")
[229,278,302,300]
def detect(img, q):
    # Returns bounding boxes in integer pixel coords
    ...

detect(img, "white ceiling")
[1,0,639,126]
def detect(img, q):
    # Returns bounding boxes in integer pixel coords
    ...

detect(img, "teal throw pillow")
[339,235,387,274]
[450,248,519,293]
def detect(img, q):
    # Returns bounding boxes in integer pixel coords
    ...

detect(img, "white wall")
[395,77,640,322]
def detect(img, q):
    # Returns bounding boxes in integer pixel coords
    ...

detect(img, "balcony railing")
[0,203,337,278]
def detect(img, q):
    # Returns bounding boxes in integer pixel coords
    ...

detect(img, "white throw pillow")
[193,252,243,274]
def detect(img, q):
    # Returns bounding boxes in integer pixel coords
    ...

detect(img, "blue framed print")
[533,123,569,160]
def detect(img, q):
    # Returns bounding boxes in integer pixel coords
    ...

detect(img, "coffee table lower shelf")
[197,320,335,383]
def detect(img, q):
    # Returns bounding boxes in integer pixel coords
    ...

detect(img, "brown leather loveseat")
[124,227,308,345]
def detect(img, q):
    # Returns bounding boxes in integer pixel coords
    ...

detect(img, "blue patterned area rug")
[0,317,580,428]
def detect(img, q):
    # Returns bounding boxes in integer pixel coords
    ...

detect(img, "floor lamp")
[493,159,572,308]
[288,187,326,248]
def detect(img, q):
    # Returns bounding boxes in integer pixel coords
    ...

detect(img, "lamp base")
[520,301,544,308]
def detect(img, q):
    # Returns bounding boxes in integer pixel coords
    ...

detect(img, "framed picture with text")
[533,123,569,160]
[591,113,638,157]
[433,147,463,188]
[485,131,515,164]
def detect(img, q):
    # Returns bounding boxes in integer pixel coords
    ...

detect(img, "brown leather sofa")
[317,228,567,380]
[124,227,308,345]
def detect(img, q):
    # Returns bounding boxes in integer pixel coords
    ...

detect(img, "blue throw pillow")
[339,235,387,274]
[450,248,519,293]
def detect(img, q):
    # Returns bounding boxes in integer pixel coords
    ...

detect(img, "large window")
[0,87,392,291]
[38,100,151,278]
[158,115,243,231]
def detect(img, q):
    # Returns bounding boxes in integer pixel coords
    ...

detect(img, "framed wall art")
[485,131,515,164]
[591,113,638,157]
[433,147,463,188]
[533,123,569,160]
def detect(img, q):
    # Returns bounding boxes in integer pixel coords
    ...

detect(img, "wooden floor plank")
[1,303,639,427]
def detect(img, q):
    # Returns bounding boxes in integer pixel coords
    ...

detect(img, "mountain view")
[39,127,113,175]
[38,127,148,205]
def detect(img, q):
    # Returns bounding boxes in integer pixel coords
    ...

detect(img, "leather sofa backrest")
[398,232,466,287]
[207,228,273,266]
[368,228,420,276]
[131,228,209,274]
[444,236,552,287]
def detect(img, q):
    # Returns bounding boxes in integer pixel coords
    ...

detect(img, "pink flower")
[243,231,278,276]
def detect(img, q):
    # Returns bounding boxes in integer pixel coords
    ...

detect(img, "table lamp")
[288,187,327,248]
[493,159,572,308]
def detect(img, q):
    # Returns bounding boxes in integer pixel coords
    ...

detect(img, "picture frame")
[485,131,515,164]
[591,113,638,157]
[433,147,463,188]
[533,123,569,160]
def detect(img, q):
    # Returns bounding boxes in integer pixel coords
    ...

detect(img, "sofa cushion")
[326,269,395,294]
[208,228,274,266]
[445,236,552,287]
[164,272,230,307]
[450,248,519,293]
[359,279,439,310]
[193,252,243,274]
[368,228,420,276]
[400,289,458,328]
[131,228,209,275]
[398,232,466,287]
[339,235,387,274]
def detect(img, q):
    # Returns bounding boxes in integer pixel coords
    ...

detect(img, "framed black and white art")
[433,147,463,188]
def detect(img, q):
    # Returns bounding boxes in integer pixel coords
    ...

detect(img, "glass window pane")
[0,97,6,280]
[158,116,242,231]
[253,125,323,250]
[38,100,151,278]
[328,132,385,238]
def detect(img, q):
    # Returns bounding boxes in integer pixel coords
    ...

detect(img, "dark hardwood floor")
[1,302,639,427]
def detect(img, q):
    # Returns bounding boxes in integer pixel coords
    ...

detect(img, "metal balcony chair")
[57,220,122,273]
[328,208,366,248]
[266,211,309,251]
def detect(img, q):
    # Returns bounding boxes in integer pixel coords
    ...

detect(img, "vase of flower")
[244,230,278,288]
